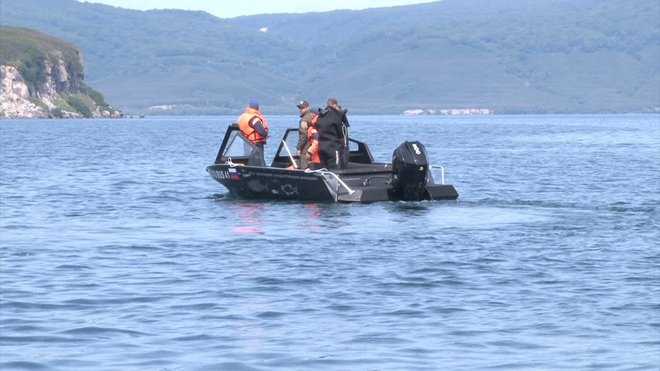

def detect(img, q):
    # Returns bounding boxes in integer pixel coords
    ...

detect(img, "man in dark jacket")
[295,100,316,169]
[315,98,349,170]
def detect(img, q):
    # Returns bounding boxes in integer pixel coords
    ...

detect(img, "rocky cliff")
[0,26,122,119]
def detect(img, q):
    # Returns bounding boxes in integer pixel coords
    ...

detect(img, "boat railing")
[430,165,445,184]
[271,128,301,168]
[305,168,356,200]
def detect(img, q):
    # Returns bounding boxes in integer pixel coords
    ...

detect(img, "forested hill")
[0,26,121,118]
[1,0,658,114]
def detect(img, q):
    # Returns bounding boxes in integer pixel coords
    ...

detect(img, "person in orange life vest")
[237,99,269,165]
[305,114,321,170]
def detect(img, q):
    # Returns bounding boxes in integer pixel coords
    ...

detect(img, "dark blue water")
[1,115,659,370]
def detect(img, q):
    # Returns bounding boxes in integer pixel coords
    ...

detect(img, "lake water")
[1,114,659,370]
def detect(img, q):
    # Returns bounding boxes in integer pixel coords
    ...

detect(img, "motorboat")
[206,124,459,202]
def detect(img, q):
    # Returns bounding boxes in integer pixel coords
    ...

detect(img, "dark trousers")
[339,145,349,168]
[299,143,310,169]
[248,143,266,166]
[319,148,338,170]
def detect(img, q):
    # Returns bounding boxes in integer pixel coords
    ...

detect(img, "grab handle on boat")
[281,140,298,169]
[430,165,445,184]
[306,169,355,196]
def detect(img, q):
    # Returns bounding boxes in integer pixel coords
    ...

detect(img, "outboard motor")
[391,141,429,201]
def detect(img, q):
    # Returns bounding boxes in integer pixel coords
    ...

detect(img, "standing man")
[315,98,349,170]
[336,102,350,168]
[237,99,269,165]
[296,99,316,169]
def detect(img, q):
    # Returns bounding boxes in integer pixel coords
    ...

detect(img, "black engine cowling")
[391,141,429,201]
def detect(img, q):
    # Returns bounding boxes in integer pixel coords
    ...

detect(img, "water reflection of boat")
[206,124,459,203]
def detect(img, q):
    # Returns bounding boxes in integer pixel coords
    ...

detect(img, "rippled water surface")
[1,115,659,370]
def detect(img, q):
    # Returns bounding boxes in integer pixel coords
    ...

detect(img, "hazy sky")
[78,0,439,18]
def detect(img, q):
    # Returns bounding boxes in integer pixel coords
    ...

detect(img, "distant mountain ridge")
[1,0,658,114]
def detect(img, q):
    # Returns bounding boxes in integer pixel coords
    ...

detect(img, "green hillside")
[0,26,83,94]
[1,0,658,114]
[0,26,120,118]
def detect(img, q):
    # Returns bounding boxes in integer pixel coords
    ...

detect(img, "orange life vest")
[306,125,320,164]
[237,108,269,143]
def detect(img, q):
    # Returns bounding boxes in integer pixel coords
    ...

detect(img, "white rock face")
[56,59,69,83]
[0,60,120,119]
[0,65,47,118]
